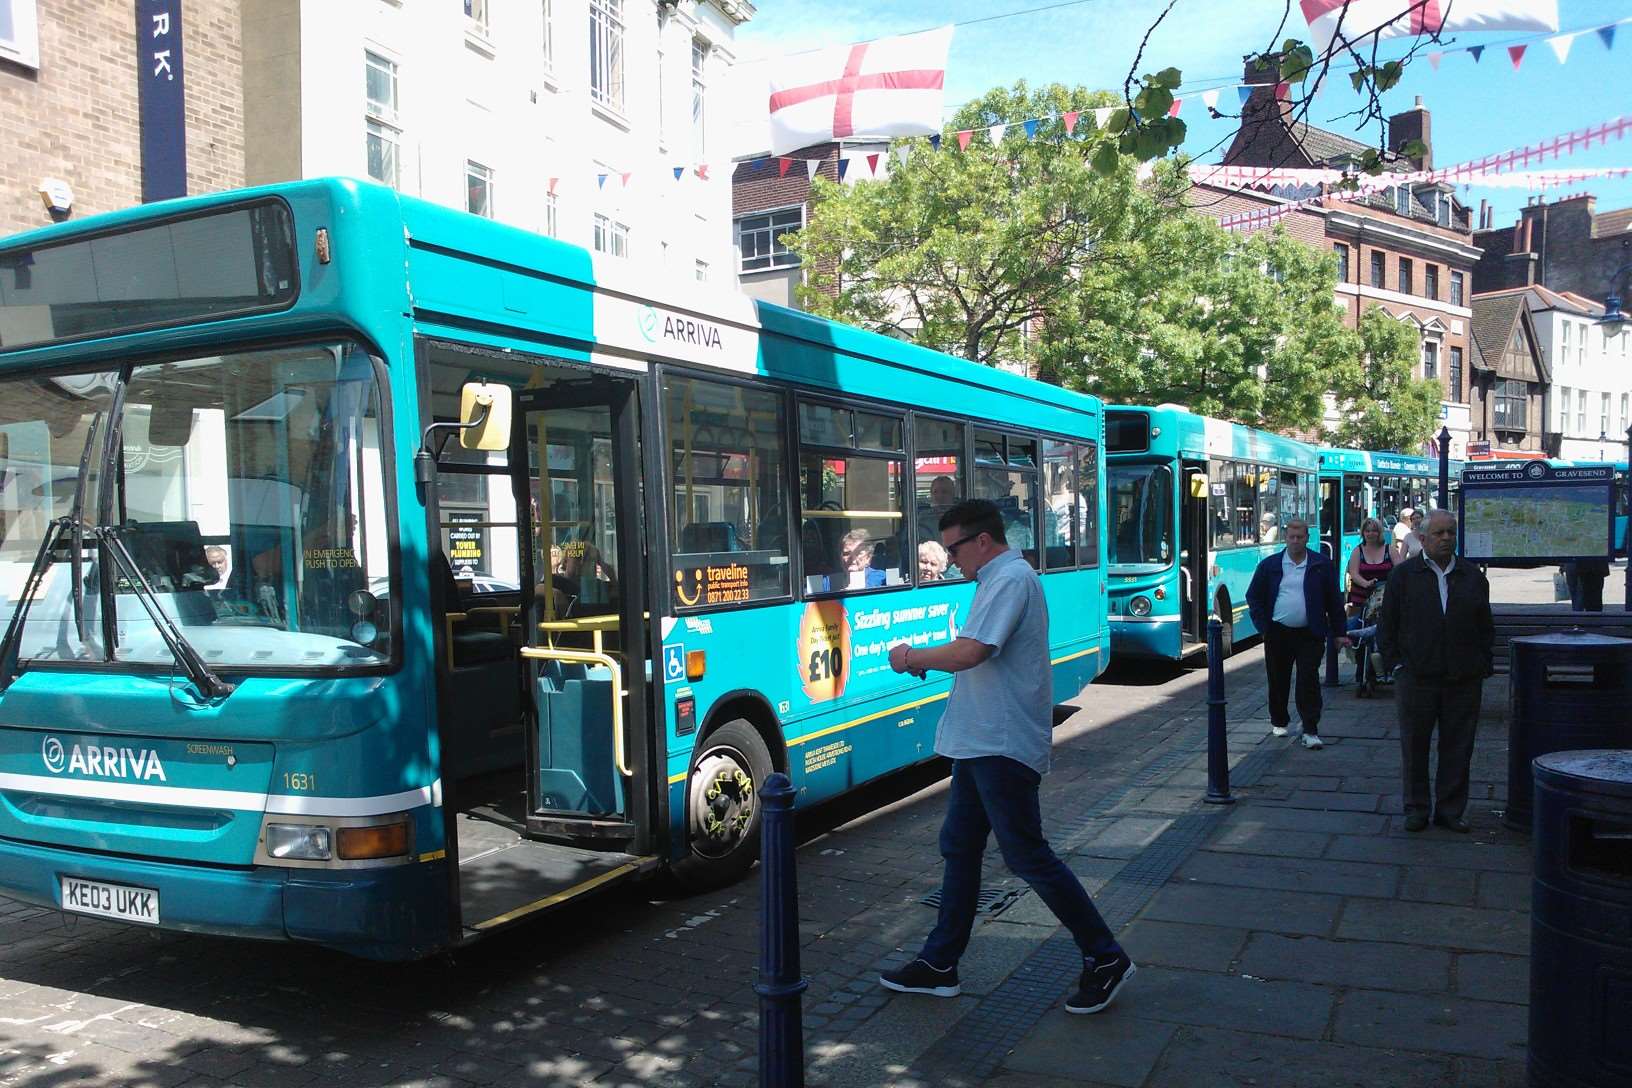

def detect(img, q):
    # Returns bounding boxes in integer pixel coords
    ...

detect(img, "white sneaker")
[1270,725,1289,737]
[1301,734,1325,749]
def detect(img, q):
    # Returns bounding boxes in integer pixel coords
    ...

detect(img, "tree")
[1327,305,1442,451]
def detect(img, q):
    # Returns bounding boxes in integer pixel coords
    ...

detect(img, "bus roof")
[1106,404,1319,470]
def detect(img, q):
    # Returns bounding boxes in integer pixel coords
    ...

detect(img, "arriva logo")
[637,305,660,343]
[41,735,168,781]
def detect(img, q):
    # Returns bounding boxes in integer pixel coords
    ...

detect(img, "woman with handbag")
[1345,517,1394,693]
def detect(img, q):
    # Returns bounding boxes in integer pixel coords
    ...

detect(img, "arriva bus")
[1106,406,1319,660]
[0,179,1109,959]
[1315,448,1449,571]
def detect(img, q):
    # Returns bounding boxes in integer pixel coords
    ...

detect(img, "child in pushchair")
[1346,582,1387,698]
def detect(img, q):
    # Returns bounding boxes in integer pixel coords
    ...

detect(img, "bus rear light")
[337,822,410,861]
[265,823,333,861]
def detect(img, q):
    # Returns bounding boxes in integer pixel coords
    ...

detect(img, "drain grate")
[919,887,1028,915]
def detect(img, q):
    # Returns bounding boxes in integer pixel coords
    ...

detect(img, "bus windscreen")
[0,200,298,351]
[1105,411,1149,453]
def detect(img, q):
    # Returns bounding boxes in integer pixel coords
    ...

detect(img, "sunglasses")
[943,532,982,560]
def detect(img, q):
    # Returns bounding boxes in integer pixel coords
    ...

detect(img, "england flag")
[767,27,953,157]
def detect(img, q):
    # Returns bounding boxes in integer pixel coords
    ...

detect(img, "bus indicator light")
[337,822,410,861]
[685,650,706,681]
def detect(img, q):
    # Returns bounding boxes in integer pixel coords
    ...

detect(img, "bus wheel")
[673,719,773,890]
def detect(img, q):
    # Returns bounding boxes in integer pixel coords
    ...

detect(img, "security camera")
[38,177,74,219]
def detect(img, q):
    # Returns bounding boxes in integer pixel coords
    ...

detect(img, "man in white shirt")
[1245,520,1347,749]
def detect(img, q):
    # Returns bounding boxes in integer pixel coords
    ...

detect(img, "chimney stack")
[1388,98,1432,170]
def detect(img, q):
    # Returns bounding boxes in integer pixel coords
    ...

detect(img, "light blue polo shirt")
[933,549,1054,775]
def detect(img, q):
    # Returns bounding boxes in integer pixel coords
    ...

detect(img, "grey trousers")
[1396,671,1483,821]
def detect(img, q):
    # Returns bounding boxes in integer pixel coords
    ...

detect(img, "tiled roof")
[1470,293,1523,366]
[1468,333,1489,373]
[1288,121,1374,166]
[1477,284,1601,316]
[1594,207,1632,237]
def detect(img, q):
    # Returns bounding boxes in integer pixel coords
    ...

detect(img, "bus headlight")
[1128,595,1152,617]
[265,823,333,861]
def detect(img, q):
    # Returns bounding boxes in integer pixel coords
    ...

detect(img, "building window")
[1398,258,1413,296]
[1422,340,1438,381]
[1603,393,1612,437]
[590,0,625,112]
[1494,380,1528,430]
[799,404,910,591]
[592,213,629,258]
[1393,186,1411,215]
[1578,389,1587,434]
[691,37,709,157]
[365,51,401,188]
[695,260,709,283]
[466,161,493,218]
[0,0,39,69]
[737,207,803,272]
[1621,393,1629,433]
[1370,251,1384,289]
[1450,270,1464,306]
[1560,386,1571,433]
[1563,320,1572,350]
[541,0,554,73]
[1449,346,1463,401]
[1424,264,1438,301]
[1436,193,1451,227]
[464,0,490,37]
[1333,243,1349,282]
[543,191,558,237]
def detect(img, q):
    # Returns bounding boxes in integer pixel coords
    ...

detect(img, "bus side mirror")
[459,382,511,451]
[1189,473,1206,499]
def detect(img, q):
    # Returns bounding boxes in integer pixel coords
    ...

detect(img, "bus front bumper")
[0,835,446,960]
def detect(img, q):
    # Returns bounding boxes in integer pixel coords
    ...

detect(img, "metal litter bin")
[1505,632,1632,831]
[1529,750,1632,1088]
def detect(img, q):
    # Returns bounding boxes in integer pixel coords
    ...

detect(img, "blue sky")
[733,0,1632,232]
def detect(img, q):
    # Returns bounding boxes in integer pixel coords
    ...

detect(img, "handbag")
[1552,570,1570,602]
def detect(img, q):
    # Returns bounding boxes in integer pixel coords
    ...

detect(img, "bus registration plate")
[60,876,160,926]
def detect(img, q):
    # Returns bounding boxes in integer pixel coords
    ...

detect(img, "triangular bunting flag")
[597,174,608,189]
[1237,85,1253,106]
[620,172,632,187]
[778,157,793,177]
[1546,33,1576,64]
[673,166,684,180]
[1599,25,1617,50]
[989,123,1008,144]
[1201,89,1220,112]
[1274,81,1289,99]
[1428,51,1443,70]
[1023,119,1039,140]
[1469,45,1484,62]
[1062,111,1080,134]
[696,164,710,180]
[929,134,942,151]
[1168,99,1182,118]
[866,153,880,175]
[1093,107,1114,127]
[1508,44,1526,70]
[837,157,850,181]
[548,178,559,194]
[805,159,821,180]
[894,146,910,166]
[955,130,973,151]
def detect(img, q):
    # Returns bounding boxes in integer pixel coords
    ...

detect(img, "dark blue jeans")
[920,756,1120,968]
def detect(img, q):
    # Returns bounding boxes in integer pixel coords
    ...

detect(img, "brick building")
[1474,193,1632,306]
[1197,71,1484,458]
[1468,290,1549,455]
[729,142,843,307]
[0,0,244,235]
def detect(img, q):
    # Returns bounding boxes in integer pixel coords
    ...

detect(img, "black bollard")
[1323,632,1340,688]
[755,772,807,1088]
[1204,619,1235,805]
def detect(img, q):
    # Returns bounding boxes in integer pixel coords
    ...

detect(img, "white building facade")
[243,0,752,281]
[1519,286,1632,460]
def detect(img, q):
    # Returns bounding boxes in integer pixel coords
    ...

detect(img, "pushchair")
[1347,582,1387,698]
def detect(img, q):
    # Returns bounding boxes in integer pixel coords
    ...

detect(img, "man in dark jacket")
[1376,509,1494,833]
[1245,519,1347,749]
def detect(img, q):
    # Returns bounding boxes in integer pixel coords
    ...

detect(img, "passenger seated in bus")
[819,529,886,591]
[918,540,949,581]
[917,475,958,540]
[1259,512,1279,543]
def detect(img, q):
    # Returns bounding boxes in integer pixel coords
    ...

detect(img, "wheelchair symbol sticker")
[663,644,686,683]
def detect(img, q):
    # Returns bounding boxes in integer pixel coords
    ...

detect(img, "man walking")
[1377,509,1494,833]
[880,499,1134,1015]
[1244,518,1346,749]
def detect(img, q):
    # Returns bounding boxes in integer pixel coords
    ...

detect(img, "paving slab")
[1001,1012,1176,1086]
[1453,952,1530,1006]
[1236,932,1451,993]
[1267,790,1383,812]
[806,994,979,1088]
[1140,883,1345,937]
[1332,989,1530,1062]
[1174,851,1401,898]
[1116,919,1249,973]
[1145,1024,1458,1088]
[1199,822,1332,859]
[1232,805,1391,835]
[1476,869,1532,912]
[1324,834,1533,872]
[1336,899,1529,955]
[1397,866,1479,906]
[1101,965,1335,1039]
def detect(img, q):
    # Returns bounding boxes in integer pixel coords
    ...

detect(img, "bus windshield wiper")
[97,526,235,700]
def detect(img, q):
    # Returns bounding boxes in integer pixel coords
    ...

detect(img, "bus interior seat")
[679,521,737,554]
[437,551,523,782]
[437,554,512,668]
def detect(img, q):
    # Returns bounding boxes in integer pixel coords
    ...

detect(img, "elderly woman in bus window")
[917,539,949,582]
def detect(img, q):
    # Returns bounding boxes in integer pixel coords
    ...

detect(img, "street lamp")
[1590,261,1632,612]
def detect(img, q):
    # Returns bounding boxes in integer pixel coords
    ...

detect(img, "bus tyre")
[673,719,773,891]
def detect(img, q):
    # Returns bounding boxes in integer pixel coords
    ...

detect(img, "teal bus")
[1315,448,1447,572]
[1105,406,1319,660]
[0,178,1109,959]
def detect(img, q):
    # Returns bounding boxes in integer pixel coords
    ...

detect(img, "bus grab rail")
[519,645,632,778]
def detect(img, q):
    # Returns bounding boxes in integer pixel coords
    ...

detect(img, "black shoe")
[1436,815,1471,834]
[879,958,961,997]
[1065,951,1137,1015]
[1404,812,1429,832]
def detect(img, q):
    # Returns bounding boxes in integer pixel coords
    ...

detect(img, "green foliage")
[1328,305,1443,451]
